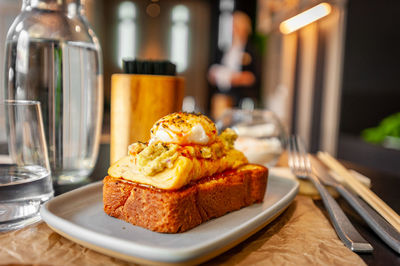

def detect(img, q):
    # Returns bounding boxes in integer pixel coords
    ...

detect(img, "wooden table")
[55,144,400,265]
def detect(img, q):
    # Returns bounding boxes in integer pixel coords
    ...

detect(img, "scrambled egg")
[108,112,248,190]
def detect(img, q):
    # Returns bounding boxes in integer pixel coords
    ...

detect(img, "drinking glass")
[0,100,54,231]
[4,0,103,184]
[216,108,287,167]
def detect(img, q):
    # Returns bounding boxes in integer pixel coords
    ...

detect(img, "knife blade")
[310,156,400,254]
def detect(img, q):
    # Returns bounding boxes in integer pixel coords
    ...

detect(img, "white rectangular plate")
[41,173,299,265]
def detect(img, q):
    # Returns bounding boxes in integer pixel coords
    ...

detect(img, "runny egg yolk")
[149,112,217,145]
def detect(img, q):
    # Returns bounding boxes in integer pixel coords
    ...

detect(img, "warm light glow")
[280,3,332,34]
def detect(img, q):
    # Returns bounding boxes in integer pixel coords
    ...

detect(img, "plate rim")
[41,173,299,264]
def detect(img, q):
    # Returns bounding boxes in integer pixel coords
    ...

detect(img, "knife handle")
[336,184,400,254]
[309,173,373,253]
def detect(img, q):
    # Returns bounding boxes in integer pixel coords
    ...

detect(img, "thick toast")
[103,164,268,233]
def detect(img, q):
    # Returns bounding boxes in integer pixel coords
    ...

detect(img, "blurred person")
[208,11,261,119]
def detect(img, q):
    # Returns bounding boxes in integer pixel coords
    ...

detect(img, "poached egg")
[149,112,217,145]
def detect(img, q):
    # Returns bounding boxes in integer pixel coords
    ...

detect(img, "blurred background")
[0,0,399,174]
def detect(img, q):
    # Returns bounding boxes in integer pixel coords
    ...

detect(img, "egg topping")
[108,112,248,190]
[149,112,217,145]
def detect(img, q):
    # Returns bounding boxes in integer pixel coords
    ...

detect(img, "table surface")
[333,161,400,265]
[54,144,400,266]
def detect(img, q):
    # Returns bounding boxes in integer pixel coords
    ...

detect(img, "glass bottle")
[4,0,103,184]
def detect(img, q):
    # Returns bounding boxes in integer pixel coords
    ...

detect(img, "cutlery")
[288,135,373,253]
[318,152,400,232]
[313,154,400,253]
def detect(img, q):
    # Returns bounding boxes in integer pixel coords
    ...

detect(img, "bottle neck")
[24,0,82,13]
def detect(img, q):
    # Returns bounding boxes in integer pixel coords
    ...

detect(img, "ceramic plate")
[41,172,299,265]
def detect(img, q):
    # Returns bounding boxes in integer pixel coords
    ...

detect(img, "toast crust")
[103,164,268,233]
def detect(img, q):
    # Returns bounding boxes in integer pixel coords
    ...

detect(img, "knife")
[310,156,400,254]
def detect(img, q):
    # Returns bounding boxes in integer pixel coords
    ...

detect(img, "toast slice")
[103,164,268,233]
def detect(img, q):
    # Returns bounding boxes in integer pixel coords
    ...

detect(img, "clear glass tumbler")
[4,0,103,184]
[216,108,287,167]
[0,100,54,232]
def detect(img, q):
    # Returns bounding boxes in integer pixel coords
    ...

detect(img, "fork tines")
[288,135,312,178]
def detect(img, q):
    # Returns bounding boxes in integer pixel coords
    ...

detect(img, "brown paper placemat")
[206,196,365,266]
[0,196,365,266]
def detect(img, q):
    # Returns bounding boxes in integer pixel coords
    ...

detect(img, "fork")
[288,135,373,253]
